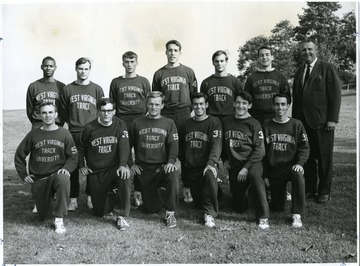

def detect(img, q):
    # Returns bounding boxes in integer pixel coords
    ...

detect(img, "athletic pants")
[69,131,81,198]
[229,161,269,219]
[32,173,70,221]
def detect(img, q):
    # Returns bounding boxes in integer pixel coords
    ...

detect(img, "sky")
[0,0,357,110]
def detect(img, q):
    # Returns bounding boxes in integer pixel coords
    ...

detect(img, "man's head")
[41,56,57,78]
[300,39,318,65]
[97,98,116,125]
[234,91,252,118]
[39,102,58,126]
[212,50,228,74]
[272,93,290,118]
[257,45,274,69]
[122,51,138,74]
[146,91,164,118]
[75,57,92,81]
[165,40,182,65]
[191,92,208,118]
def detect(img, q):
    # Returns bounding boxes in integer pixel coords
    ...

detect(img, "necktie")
[303,64,310,86]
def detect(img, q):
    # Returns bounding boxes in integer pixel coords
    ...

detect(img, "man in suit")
[292,39,341,204]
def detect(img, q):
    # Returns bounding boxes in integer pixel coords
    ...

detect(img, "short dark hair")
[39,101,57,112]
[273,93,291,105]
[42,56,56,65]
[146,91,165,104]
[75,57,92,68]
[235,91,252,104]
[97,98,115,110]
[301,38,318,49]
[212,50,228,62]
[191,92,208,104]
[166,40,182,51]
[122,51,138,61]
[257,45,272,56]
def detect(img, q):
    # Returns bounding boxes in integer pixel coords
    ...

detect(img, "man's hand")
[57,168,70,177]
[237,168,248,182]
[24,175,34,184]
[203,165,217,178]
[79,167,93,176]
[164,163,177,174]
[292,164,304,174]
[130,164,143,176]
[117,166,130,179]
[325,121,337,131]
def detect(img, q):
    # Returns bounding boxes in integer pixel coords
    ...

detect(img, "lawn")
[1,95,358,264]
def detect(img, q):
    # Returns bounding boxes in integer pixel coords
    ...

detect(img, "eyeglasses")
[100,109,114,114]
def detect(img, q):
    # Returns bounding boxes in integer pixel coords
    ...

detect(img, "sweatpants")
[32,173,70,221]
[137,164,179,213]
[268,166,305,215]
[87,168,131,217]
[182,166,219,217]
[69,131,81,198]
[229,161,269,219]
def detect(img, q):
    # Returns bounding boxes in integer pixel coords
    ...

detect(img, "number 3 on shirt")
[258,131,264,139]
[213,130,221,138]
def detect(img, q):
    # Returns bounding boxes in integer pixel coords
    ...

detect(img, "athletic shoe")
[316,194,331,204]
[287,191,292,201]
[258,218,269,230]
[54,219,66,234]
[87,196,93,209]
[183,188,193,203]
[116,216,130,231]
[134,191,143,207]
[204,214,215,228]
[32,205,38,213]
[165,213,177,228]
[292,214,302,228]
[68,199,78,211]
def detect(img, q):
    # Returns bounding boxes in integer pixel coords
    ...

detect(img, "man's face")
[192,97,208,118]
[40,104,58,126]
[273,96,289,118]
[213,54,228,73]
[258,49,273,68]
[76,62,91,81]
[234,96,251,117]
[99,103,115,125]
[166,44,181,64]
[147,97,163,118]
[122,57,138,74]
[41,59,57,78]
[301,42,317,64]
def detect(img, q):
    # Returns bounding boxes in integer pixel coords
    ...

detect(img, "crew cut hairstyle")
[146,91,165,104]
[39,101,57,112]
[42,56,56,65]
[122,51,138,61]
[235,91,252,104]
[97,97,115,110]
[166,40,182,51]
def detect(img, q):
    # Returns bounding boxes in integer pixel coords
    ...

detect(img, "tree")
[337,11,356,71]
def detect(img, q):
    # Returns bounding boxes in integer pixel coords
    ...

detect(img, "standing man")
[26,56,65,129]
[222,91,269,229]
[292,39,341,204]
[78,98,131,230]
[152,40,197,203]
[178,92,222,228]
[60,57,104,211]
[128,91,179,228]
[263,94,310,228]
[109,51,151,208]
[15,102,78,234]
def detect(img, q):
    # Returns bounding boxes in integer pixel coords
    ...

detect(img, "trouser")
[182,166,219,217]
[229,162,269,219]
[32,173,70,221]
[303,123,334,195]
[69,131,81,198]
[268,166,305,215]
[136,164,179,213]
[87,168,131,217]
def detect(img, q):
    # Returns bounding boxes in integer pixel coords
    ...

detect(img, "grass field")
[1,94,358,264]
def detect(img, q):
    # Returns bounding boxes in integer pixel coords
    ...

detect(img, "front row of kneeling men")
[15,91,309,234]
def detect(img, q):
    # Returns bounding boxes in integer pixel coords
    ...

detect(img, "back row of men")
[17,39,341,234]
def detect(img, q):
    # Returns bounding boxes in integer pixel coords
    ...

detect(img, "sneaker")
[165,213,177,228]
[183,188,193,203]
[204,214,215,228]
[54,219,66,234]
[116,216,130,231]
[258,218,269,230]
[287,192,292,201]
[32,205,38,213]
[292,214,302,228]
[87,196,93,209]
[68,199,78,211]
[134,191,143,207]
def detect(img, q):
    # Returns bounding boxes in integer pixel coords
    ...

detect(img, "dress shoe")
[316,194,331,204]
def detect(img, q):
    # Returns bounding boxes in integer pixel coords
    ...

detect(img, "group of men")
[15,39,341,234]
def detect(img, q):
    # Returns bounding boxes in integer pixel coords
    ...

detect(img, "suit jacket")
[292,59,341,130]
